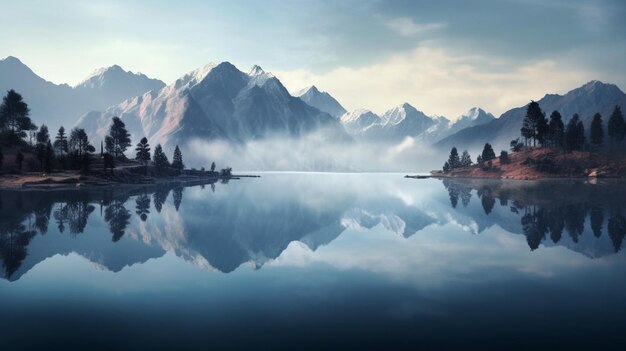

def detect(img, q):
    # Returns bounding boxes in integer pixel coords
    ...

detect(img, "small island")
[411,101,626,180]
[0,90,255,189]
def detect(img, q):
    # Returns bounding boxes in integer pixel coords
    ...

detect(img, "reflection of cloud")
[270,223,594,288]
[386,17,446,36]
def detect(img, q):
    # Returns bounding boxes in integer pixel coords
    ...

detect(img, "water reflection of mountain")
[442,178,626,257]
[1,176,625,281]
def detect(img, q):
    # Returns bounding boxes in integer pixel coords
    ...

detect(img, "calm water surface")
[1,174,625,350]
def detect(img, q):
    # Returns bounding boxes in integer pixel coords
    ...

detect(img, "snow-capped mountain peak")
[295,85,347,118]
[249,65,266,76]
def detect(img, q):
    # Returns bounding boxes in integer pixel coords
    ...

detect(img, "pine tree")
[590,113,604,148]
[481,143,496,161]
[153,144,169,176]
[499,150,510,164]
[35,125,50,170]
[134,137,151,165]
[171,145,184,171]
[460,150,472,167]
[0,89,33,144]
[54,126,68,155]
[69,128,95,173]
[44,140,54,173]
[565,114,585,151]
[521,101,545,147]
[608,105,625,143]
[548,111,565,149]
[104,117,131,160]
[447,147,460,169]
[210,161,216,172]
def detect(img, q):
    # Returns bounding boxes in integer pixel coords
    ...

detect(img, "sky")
[1,0,625,118]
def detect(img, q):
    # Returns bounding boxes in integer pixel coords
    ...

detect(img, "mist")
[184,129,444,173]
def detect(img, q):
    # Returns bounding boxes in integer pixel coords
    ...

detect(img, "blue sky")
[1,0,624,117]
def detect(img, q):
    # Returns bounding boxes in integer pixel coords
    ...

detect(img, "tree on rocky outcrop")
[481,143,496,161]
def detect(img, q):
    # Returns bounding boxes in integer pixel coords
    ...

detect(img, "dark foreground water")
[0,174,625,350]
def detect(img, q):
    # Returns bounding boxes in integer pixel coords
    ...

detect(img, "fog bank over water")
[186,131,443,173]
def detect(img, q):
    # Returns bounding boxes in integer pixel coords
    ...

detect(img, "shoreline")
[0,173,260,191]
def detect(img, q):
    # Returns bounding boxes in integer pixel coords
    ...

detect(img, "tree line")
[517,101,624,151]
[0,89,224,177]
[442,101,625,172]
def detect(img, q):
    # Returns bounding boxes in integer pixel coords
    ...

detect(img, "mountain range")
[2,56,625,157]
[76,63,347,150]
[0,56,165,128]
[436,81,626,151]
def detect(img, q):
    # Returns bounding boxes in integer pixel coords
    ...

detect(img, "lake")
[1,174,625,350]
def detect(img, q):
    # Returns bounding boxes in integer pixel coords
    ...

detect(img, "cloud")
[274,43,599,118]
[386,17,446,36]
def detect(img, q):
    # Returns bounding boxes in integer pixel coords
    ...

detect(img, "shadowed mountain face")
[1,175,624,282]
[436,81,626,151]
[75,63,349,152]
[0,56,165,129]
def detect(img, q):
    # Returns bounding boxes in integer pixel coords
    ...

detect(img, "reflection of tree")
[608,215,626,253]
[565,204,586,243]
[153,186,170,213]
[34,205,52,234]
[522,207,548,250]
[173,186,184,212]
[440,179,626,255]
[0,219,37,278]
[478,192,496,215]
[135,194,150,221]
[54,203,68,233]
[548,207,564,243]
[66,200,95,235]
[589,206,604,238]
[105,201,131,242]
[442,179,472,208]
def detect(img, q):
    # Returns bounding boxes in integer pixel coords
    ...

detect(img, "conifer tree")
[590,113,604,148]
[0,89,33,144]
[135,137,151,164]
[35,125,50,170]
[447,147,460,169]
[460,150,472,167]
[499,150,510,164]
[565,114,585,151]
[171,145,184,171]
[104,117,131,160]
[521,101,545,147]
[481,143,496,161]
[153,144,169,176]
[548,111,565,149]
[54,126,68,155]
[608,105,625,143]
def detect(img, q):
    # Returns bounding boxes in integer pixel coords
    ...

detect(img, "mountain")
[74,65,165,109]
[76,63,349,150]
[436,81,626,151]
[354,103,436,141]
[294,85,347,118]
[0,56,165,129]
[340,109,382,134]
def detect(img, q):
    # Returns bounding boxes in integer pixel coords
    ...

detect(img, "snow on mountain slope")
[76,63,349,151]
[295,85,347,118]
